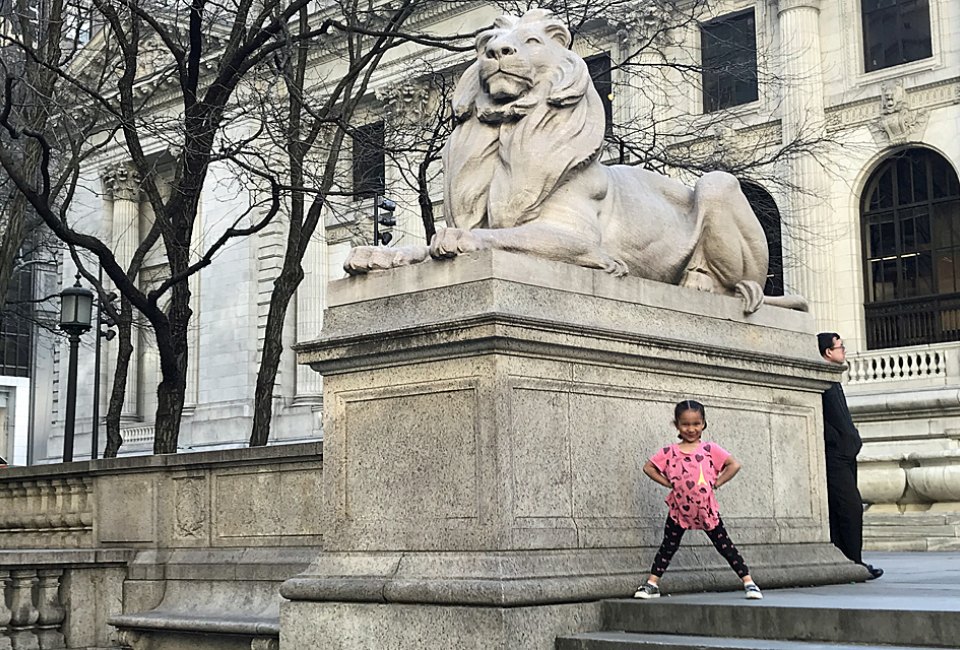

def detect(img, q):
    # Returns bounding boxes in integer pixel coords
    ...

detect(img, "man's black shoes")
[862,563,884,580]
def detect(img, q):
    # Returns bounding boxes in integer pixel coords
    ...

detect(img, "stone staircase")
[557,582,960,649]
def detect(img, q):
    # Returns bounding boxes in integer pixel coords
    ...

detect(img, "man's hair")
[817,332,840,356]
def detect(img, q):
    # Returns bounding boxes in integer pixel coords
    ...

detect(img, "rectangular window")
[700,10,758,113]
[352,121,385,199]
[585,52,613,135]
[862,0,932,73]
[0,266,34,378]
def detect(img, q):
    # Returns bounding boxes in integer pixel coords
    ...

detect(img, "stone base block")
[281,600,601,650]
[115,629,274,650]
[289,251,868,648]
[281,543,867,608]
[865,511,960,551]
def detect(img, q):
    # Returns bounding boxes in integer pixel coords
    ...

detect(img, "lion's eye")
[525,37,543,45]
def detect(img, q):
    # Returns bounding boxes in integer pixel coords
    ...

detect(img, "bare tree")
[247,1,480,446]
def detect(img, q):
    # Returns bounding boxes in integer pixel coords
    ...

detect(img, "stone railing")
[0,475,93,549]
[120,425,155,446]
[0,568,66,648]
[860,450,960,551]
[861,450,960,507]
[0,442,323,649]
[845,343,951,385]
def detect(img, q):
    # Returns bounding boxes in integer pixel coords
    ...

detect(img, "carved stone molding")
[101,164,142,202]
[376,81,435,125]
[869,80,930,145]
[116,629,144,650]
[606,2,674,51]
[173,477,207,540]
[250,638,279,650]
[826,79,958,134]
[777,0,822,14]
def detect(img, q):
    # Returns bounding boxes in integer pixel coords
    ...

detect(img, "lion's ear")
[542,21,571,47]
[451,60,482,121]
[520,9,570,47]
[547,53,592,108]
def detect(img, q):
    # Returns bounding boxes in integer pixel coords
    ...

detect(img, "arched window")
[741,182,783,296]
[861,149,960,349]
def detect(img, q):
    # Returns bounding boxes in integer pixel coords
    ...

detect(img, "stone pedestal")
[284,250,867,649]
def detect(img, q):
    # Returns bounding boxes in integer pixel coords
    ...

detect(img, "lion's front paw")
[429,228,484,259]
[343,245,429,275]
[604,257,629,277]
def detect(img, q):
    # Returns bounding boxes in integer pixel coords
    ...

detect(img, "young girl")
[634,399,762,600]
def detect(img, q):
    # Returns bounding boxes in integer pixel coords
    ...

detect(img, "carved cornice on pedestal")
[101,164,142,202]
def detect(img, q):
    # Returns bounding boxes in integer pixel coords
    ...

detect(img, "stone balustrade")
[0,474,93,549]
[119,425,155,446]
[861,451,960,507]
[860,451,960,551]
[0,442,323,649]
[0,567,66,649]
[845,343,951,385]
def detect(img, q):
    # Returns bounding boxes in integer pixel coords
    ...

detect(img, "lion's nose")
[485,43,516,59]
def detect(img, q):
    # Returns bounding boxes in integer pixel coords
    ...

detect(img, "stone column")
[34,569,65,649]
[101,164,142,421]
[777,0,837,329]
[295,228,326,401]
[615,7,668,158]
[8,569,39,650]
[0,570,13,650]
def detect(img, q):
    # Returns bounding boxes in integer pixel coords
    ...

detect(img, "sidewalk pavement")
[654,552,960,610]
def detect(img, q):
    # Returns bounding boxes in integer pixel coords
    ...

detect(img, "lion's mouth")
[481,69,534,101]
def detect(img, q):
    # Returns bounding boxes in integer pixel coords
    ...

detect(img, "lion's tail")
[763,294,809,312]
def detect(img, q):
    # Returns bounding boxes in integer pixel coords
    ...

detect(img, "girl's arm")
[714,456,741,489]
[643,460,672,488]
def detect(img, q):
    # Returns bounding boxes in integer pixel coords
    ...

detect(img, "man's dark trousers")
[826,454,863,564]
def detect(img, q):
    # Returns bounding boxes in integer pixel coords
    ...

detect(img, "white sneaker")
[633,582,660,599]
[744,582,763,599]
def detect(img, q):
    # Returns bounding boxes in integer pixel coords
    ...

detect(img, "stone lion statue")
[344,9,803,313]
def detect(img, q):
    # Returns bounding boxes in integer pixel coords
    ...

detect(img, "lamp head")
[59,275,94,336]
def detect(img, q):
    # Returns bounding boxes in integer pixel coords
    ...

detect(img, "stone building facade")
[24,0,960,546]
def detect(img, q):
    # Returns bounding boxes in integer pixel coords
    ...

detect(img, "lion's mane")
[442,10,607,230]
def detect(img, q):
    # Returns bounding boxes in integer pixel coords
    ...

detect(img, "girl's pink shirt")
[649,441,730,530]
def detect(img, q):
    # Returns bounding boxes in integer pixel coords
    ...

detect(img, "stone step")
[598,596,960,648]
[557,631,938,650]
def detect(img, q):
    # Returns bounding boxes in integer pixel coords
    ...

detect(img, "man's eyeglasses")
[830,344,846,351]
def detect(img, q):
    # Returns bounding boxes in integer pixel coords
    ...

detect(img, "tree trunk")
[102,303,133,458]
[152,288,191,454]
[417,159,437,243]
[250,266,304,446]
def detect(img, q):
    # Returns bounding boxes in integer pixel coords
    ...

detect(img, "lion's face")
[474,15,571,104]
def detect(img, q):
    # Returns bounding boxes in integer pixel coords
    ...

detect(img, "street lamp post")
[59,275,93,463]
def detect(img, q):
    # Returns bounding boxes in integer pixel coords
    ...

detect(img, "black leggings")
[650,515,750,579]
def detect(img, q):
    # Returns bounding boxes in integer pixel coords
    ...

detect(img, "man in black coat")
[818,332,882,579]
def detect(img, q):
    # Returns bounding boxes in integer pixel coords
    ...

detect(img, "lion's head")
[443,10,605,230]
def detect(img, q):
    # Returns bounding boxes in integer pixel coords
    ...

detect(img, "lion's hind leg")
[680,172,769,302]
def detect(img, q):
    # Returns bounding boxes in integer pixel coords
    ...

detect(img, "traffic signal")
[375,197,396,246]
